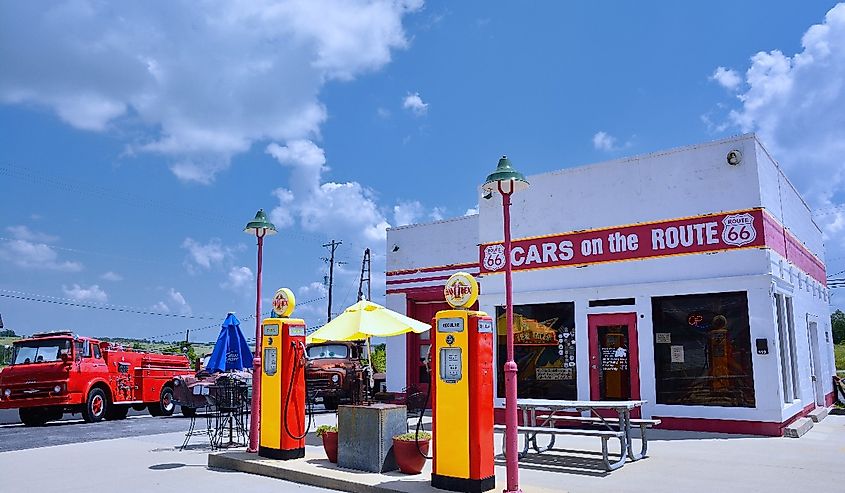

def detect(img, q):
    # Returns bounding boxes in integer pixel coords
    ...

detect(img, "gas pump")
[259,288,308,460]
[431,273,495,493]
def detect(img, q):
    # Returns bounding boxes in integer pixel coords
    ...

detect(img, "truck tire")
[105,404,129,420]
[46,407,64,422]
[19,407,49,427]
[180,406,197,417]
[323,397,339,410]
[148,385,175,417]
[81,387,109,423]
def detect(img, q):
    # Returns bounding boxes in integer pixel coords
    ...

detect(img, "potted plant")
[316,425,338,463]
[392,431,431,474]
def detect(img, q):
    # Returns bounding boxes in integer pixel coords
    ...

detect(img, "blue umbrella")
[205,313,253,372]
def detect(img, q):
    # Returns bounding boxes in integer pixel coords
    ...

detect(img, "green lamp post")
[244,209,276,453]
[483,156,528,493]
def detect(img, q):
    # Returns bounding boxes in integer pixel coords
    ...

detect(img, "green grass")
[835,343,845,375]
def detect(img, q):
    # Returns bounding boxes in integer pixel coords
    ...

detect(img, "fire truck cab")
[0,331,191,426]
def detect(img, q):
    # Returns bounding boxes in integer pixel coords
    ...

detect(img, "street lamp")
[483,156,528,493]
[244,208,276,453]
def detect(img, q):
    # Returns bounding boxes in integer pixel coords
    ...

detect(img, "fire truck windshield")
[307,344,349,359]
[13,339,71,364]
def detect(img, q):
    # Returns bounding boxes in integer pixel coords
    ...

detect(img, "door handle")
[591,365,597,370]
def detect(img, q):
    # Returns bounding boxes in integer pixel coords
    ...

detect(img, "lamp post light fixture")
[483,156,528,493]
[244,208,277,453]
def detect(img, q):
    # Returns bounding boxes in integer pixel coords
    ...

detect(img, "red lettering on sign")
[479,209,768,274]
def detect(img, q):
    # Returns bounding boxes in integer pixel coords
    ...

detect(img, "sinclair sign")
[480,209,770,275]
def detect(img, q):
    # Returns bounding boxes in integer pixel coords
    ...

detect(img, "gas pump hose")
[414,379,433,459]
[283,343,315,441]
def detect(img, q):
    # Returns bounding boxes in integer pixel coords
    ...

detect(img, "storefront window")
[496,302,576,400]
[652,292,755,408]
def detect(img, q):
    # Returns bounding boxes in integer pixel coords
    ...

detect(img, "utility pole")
[322,239,342,323]
[185,329,189,345]
[357,248,371,301]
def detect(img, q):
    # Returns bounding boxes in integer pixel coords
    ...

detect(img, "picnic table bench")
[496,399,657,471]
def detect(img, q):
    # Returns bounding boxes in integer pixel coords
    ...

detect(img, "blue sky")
[1,1,843,342]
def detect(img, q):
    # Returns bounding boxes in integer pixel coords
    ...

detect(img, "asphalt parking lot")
[0,405,334,453]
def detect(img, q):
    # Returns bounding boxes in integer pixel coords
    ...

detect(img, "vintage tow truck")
[305,341,385,410]
[0,331,191,426]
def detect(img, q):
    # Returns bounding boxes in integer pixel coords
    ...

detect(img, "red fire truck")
[0,331,192,426]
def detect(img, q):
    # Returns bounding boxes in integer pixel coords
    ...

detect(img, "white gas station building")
[384,134,835,435]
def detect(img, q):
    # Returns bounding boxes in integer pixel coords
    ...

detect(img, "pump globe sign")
[272,288,296,317]
[444,272,479,309]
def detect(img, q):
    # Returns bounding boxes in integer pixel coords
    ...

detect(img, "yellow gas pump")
[431,273,495,493]
[259,288,308,460]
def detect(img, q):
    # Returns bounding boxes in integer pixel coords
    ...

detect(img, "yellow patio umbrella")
[307,299,430,344]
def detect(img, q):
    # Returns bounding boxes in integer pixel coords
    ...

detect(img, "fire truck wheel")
[47,407,64,422]
[149,385,176,417]
[105,405,129,420]
[323,397,339,410]
[180,406,197,417]
[82,387,109,423]
[19,407,49,427]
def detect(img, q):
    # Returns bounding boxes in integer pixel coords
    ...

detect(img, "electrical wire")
[0,291,217,320]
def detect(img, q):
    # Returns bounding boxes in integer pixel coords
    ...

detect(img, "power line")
[0,291,217,320]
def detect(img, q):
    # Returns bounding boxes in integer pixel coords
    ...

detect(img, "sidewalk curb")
[209,451,425,493]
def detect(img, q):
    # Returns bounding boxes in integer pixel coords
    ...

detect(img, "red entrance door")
[588,313,640,415]
[406,300,449,395]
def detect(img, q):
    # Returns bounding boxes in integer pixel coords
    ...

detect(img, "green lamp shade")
[244,209,277,235]
[483,155,529,192]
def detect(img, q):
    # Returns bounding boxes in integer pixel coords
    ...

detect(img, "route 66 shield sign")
[721,213,757,247]
[483,244,506,271]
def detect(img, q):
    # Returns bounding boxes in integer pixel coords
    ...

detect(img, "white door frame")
[806,314,825,407]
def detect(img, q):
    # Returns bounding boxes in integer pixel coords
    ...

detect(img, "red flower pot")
[392,438,429,474]
[322,431,338,463]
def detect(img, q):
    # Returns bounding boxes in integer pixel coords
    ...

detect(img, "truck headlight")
[53,385,62,393]
[3,389,10,397]
[331,374,339,383]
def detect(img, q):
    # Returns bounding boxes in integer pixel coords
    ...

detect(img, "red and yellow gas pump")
[259,288,308,460]
[432,273,495,493]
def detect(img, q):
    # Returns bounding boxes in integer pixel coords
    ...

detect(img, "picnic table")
[494,399,658,471]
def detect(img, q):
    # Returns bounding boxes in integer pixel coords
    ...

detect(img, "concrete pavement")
[213,413,845,493]
[2,411,843,493]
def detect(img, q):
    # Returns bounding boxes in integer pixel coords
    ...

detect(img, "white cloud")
[0,228,82,272]
[0,1,422,183]
[5,225,57,243]
[377,107,391,119]
[267,140,391,244]
[295,281,330,321]
[465,206,479,216]
[182,238,229,271]
[222,266,254,291]
[151,301,170,313]
[62,284,108,303]
[394,201,425,226]
[402,92,428,116]
[592,131,618,151]
[710,66,742,91]
[269,188,296,229]
[715,3,845,253]
[151,288,192,315]
[100,271,123,282]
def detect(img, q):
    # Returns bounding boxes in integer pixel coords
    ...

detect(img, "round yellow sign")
[271,288,296,317]
[444,272,479,309]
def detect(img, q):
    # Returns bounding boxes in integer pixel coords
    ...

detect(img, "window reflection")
[652,292,755,408]
[496,302,576,400]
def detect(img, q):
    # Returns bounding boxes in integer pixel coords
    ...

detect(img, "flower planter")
[392,438,429,474]
[322,431,339,463]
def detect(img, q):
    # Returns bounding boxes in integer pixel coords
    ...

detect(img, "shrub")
[316,424,337,437]
[393,431,431,442]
